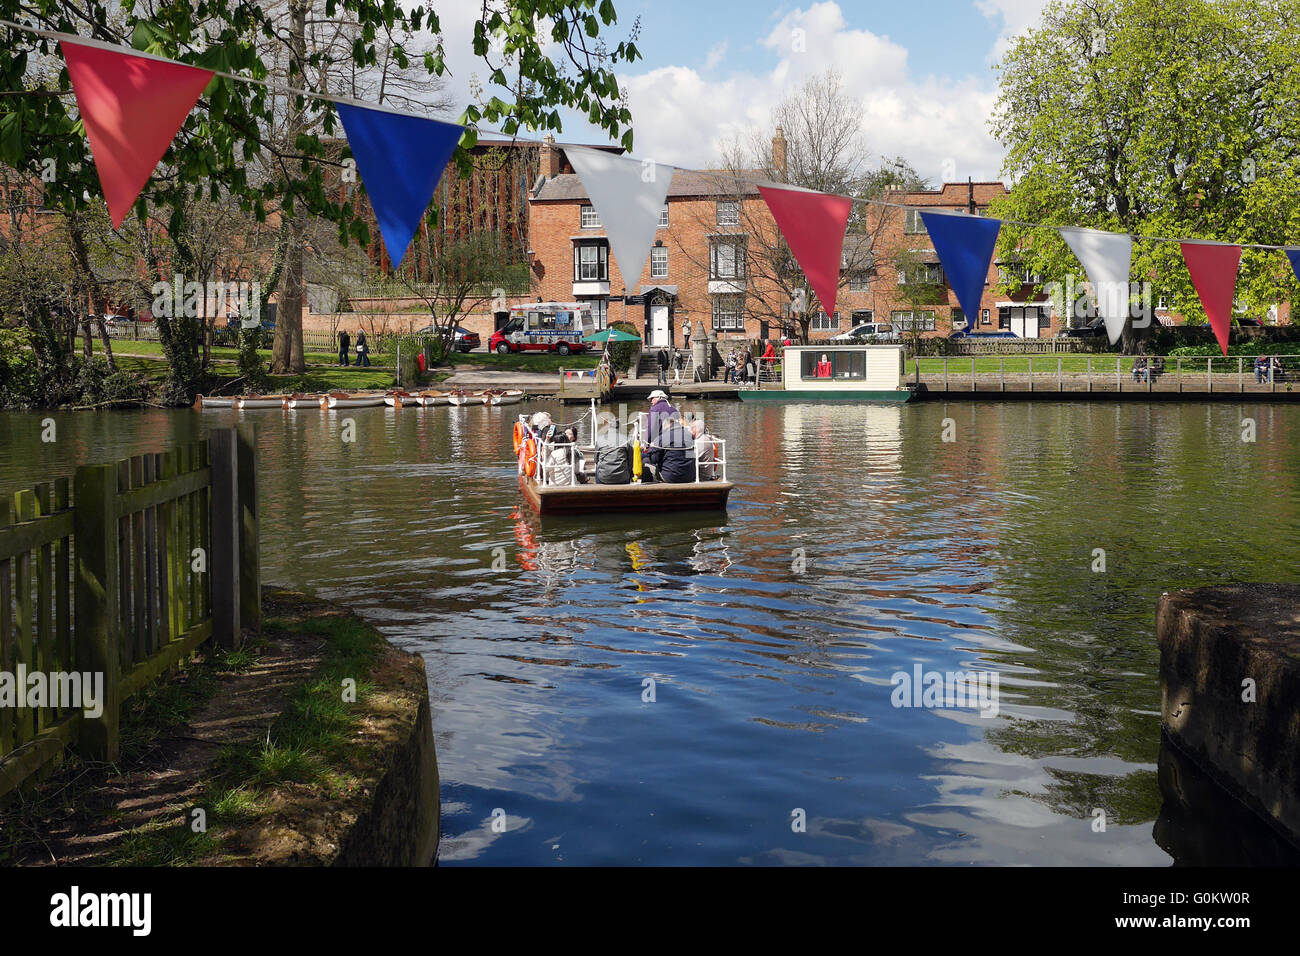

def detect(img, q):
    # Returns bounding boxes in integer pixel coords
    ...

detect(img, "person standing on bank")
[338,327,351,366]
[356,328,371,367]
[657,345,669,385]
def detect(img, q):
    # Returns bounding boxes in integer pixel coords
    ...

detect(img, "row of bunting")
[60,36,1300,355]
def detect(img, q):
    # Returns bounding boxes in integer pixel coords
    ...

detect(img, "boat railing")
[695,437,727,483]
[519,414,727,486]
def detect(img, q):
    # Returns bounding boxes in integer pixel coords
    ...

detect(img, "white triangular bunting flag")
[1059,227,1133,345]
[566,146,674,289]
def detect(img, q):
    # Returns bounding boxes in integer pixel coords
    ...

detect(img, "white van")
[830,322,895,343]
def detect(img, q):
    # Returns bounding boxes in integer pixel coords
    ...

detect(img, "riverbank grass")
[0,588,421,866]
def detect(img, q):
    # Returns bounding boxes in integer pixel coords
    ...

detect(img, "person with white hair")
[530,410,556,443]
[689,418,719,480]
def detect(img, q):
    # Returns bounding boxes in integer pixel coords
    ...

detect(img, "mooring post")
[236,423,261,634]
[72,463,121,761]
[208,427,241,649]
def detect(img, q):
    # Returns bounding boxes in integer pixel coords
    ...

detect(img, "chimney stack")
[772,125,788,181]
[540,133,561,179]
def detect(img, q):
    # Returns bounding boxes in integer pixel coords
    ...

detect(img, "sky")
[429,0,1053,185]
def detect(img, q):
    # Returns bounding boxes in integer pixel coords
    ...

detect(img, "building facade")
[526,146,1061,347]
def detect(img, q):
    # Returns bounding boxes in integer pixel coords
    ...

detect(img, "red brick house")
[525,136,1061,347]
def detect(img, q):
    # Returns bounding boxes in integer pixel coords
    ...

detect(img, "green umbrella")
[582,327,641,343]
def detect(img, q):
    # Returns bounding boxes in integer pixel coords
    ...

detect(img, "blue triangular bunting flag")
[919,211,1002,331]
[336,103,463,268]
[1288,248,1300,287]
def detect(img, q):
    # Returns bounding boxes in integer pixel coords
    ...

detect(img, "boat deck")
[519,474,733,516]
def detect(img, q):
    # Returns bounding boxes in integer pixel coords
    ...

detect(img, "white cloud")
[612,2,1008,184]
[703,40,728,71]
[424,1,1050,185]
[975,0,1051,60]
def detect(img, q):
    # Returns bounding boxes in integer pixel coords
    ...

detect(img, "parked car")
[416,324,480,352]
[1062,317,1107,338]
[949,329,1018,340]
[830,322,895,343]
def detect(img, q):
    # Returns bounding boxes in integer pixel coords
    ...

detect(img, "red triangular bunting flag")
[62,41,214,227]
[758,185,853,318]
[1180,241,1241,356]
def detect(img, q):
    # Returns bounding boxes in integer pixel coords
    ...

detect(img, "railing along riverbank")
[909,355,1300,396]
[0,426,260,797]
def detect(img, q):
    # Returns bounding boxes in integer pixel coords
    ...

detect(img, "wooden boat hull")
[489,390,525,405]
[196,395,238,409]
[447,392,483,406]
[418,392,450,406]
[519,474,732,516]
[384,393,420,407]
[326,394,386,408]
[738,388,918,404]
[238,396,288,409]
[286,395,323,409]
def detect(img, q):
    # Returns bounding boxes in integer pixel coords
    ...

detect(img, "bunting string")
[3,17,1295,252]
[2,17,1299,351]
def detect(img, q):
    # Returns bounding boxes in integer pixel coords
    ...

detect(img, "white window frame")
[580,205,601,228]
[716,201,740,227]
[658,205,669,228]
[650,246,668,279]
[712,295,744,331]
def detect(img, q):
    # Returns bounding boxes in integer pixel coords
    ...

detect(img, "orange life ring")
[512,421,525,454]
[523,437,537,477]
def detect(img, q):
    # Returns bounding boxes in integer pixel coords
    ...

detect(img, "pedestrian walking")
[656,345,669,385]
[673,347,685,384]
[725,348,737,384]
[338,328,351,366]
[356,329,371,367]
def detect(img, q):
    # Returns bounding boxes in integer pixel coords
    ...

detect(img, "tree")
[989,0,1300,352]
[892,247,946,353]
[402,230,516,359]
[0,0,641,399]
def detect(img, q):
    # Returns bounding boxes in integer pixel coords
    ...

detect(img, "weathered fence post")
[208,427,241,649]
[72,463,120,761]
[1239,356,1244,393]
[236,423,261,634]
[1207,357,1212,393]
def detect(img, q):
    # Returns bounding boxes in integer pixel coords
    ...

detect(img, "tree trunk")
[66,212,116,370]
[272,0,309,375]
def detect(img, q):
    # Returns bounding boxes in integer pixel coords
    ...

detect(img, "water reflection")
[1,400,1297,864]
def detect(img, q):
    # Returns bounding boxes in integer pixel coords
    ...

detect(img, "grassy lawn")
[98,339,355,367]
[912,355,1271,374]
[111,354,400,394]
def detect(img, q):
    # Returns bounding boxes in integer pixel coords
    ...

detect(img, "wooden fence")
[0,426,259,797]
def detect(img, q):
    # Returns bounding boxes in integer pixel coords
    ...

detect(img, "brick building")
[525,134,1062,347]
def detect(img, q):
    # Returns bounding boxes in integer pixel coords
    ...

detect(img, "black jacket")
[647,423,695,483]
[657,348,669,368]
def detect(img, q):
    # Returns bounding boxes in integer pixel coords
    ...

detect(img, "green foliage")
[606,320,641,371]
[988,0,1300,348]
[236,327,271,393]
[0,327,38,405]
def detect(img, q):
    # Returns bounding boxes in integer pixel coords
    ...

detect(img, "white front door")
[1009,307,1039,339]
[650,305,669,347]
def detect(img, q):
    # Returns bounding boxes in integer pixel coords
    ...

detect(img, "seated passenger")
[689,419,719,480]
[816,354,832,377]
[530,411,557,443]
[647,419,695,484]
[545,446,575,486]
[594,413,632,485]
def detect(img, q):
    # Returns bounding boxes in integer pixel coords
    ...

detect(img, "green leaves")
[991,0,1300,333]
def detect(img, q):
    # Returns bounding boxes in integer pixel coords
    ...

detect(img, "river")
[2,399,1298,865]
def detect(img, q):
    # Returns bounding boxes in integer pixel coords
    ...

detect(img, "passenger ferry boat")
[514,408,734,516]
[738,344,919,403]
